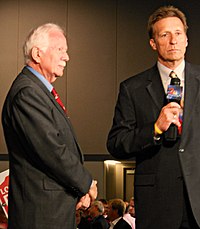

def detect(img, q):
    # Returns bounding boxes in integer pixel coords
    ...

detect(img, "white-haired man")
[2,23,97,229]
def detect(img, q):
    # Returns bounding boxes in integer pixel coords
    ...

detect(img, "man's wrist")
[154,123,163,135]
[153,135,161,141]
[153,123,162,141]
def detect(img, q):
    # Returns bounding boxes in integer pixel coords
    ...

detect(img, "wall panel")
[67,0,117,154]
[0,1,19,153]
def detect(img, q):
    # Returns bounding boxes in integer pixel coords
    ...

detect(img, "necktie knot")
[51,88,58,99]
[51,88,67,113]
[169,71,180,85]
[169,71,178,79]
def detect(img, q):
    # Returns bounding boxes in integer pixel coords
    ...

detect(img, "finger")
[167,102,181,108]
[172,113,177,123]
[171,115,181,127]
[76,202,82,210]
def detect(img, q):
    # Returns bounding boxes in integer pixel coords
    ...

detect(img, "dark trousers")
[179,185,199,229]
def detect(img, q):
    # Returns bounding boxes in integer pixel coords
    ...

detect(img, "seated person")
[89,200,109,229]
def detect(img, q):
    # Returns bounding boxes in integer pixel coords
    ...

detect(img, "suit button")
[179,148,184,153]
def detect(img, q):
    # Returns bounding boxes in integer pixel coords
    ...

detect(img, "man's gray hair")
[92,200,104,214]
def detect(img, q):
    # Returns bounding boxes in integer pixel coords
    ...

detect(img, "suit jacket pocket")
[43,177,80,197]
[134,174,155,186]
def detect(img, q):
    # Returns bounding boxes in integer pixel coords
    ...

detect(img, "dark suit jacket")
[113,218,132,229]
[107,62,200,229]
[2,67,92,229]
[91,215,109,229]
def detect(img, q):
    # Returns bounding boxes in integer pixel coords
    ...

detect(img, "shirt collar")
[157,60,185,94]
[26,65,53,92]
[111,217,122,226]
[157,60,185,82]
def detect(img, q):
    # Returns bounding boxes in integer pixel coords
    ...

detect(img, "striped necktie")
[51,88,67,113]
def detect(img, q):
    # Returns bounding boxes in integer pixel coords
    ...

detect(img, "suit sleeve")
[107,81,159,159]
[10,86,92,197]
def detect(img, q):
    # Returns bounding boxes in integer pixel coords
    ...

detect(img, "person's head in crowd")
[108,198,126,222]
[75,210,81,227]
[124,201,130,214]
[99,198,109,218]
[23,23,69,83]
[89,200,104,219]
[129,197,135,217]
[0,207,7,229]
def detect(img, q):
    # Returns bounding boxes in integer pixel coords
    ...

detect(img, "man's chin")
[55,74,63,78]
[50,74,62,83]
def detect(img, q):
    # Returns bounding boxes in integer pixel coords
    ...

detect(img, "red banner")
[0,170,9,218]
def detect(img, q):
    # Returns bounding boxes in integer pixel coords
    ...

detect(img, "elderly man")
[2,23,97,229]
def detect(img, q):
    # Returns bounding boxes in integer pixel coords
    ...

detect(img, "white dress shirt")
[157,60,185,99]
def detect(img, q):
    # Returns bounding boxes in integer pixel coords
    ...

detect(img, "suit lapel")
[22,67,68,117]
[182,63,200,135]
[146,66,166,112]
[22,67,70,122]
[22,67,84,162]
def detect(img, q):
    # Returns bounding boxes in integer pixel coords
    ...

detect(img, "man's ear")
[149,38,157,51]
[186,37,188,47]
[31,47,41,63]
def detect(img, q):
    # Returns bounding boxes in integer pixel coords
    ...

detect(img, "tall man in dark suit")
[107,5,200,229]
[1,23,97,229]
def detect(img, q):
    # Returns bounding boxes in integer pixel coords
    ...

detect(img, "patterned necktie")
[169,71,183,135]
[51,88,67,113]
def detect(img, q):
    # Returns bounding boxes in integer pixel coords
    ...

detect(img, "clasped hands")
[76,180,98,210]
[154,102,183,135]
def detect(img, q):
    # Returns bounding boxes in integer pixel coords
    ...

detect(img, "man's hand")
[88,180,98,201]
[76,193,91,210]
[155,102,181,134]
[76,180,98,210]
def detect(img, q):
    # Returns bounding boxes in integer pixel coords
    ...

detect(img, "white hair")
[92,201,104,214]
[23,23,65,64]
